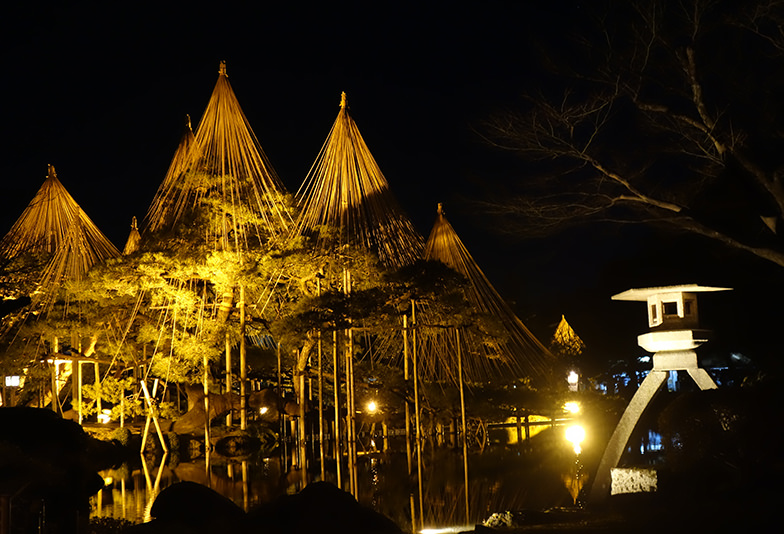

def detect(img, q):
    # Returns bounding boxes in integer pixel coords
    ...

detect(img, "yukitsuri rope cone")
[0,164,120,312]
[294,91,424,270]
[420,203,553,382]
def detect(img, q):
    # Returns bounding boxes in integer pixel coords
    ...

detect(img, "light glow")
[563,401,580,414]
[366,400,378,413]
[97,409,112,424]
[4,376,20,387]
[260,406,269,415]
[565,424,586,455]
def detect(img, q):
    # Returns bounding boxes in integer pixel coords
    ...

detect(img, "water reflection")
[91,427,587,531]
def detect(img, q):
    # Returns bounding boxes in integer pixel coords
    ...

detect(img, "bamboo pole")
[226,331,233,427]
[94,362,102,419]
[333,329,342,489]
[77,361,83,424]
[317,279,326,480]
[140,379,168,453]
[203,353,210,453]
[403,313,416,533]
[240,284,247,430]
[457,328,469,525]
[298,367,306,471]
[346,325,357,496]
[413,300,424,531]
[318,278,326,481]
[50,359,58,413]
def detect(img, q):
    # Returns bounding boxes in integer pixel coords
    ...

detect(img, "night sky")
[2,2,781,372]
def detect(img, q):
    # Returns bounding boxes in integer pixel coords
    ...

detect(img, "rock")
[125,481,245,534]
[246,481,404,534]
[0,407,125,533]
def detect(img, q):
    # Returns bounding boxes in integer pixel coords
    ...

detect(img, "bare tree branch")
[478,0,784,268]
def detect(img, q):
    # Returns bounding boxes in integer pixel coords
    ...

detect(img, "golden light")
[565,424,586,455]
[97,409,112,424]
[4,376,20,387]
[366,400,378,413]
[259,406,269,415]
[563,401,580,414]
[567,370,579,392]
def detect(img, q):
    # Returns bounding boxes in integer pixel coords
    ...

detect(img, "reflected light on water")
[421,527,474,534]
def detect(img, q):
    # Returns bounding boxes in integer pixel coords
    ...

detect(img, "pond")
[89,423,593,532]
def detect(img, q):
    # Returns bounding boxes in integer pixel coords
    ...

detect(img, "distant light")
[565,424,586,455]
[638,355,651,363]
[260,406,269,415]
[563,401,580,414]
[567,370,579,392]
[366,400,378,413]
[421,527,473,534]
[5,376,20,387]
[103,476,114,486]
[97,408,112,424]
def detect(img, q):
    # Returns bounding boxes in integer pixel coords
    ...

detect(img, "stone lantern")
[589,284,731,502]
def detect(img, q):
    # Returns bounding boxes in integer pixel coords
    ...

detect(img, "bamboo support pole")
[203,353,210,452]
[333,329,342,489]
[140,379,168,453]
[412,300,424,531]
[240,284,247,430]
[226,331,233,427]
[94,362,101,418]
[457,328,469,525]
[50,360,58,413]
[403,313,416,533]
[77,361,83,424]
[317,279,326,481]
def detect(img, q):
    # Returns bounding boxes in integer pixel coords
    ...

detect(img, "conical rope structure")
[124,62,300,415]
[421,203,553,381]
[0,164,119,263]
[144,62,293,252]
[0,164,120,313]
[550,314,586,359]
[122,216,141,256]
[143,115,195,235]
[293,92,424,269]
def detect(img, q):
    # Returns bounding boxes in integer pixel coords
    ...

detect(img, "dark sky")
[1,2,780,371]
